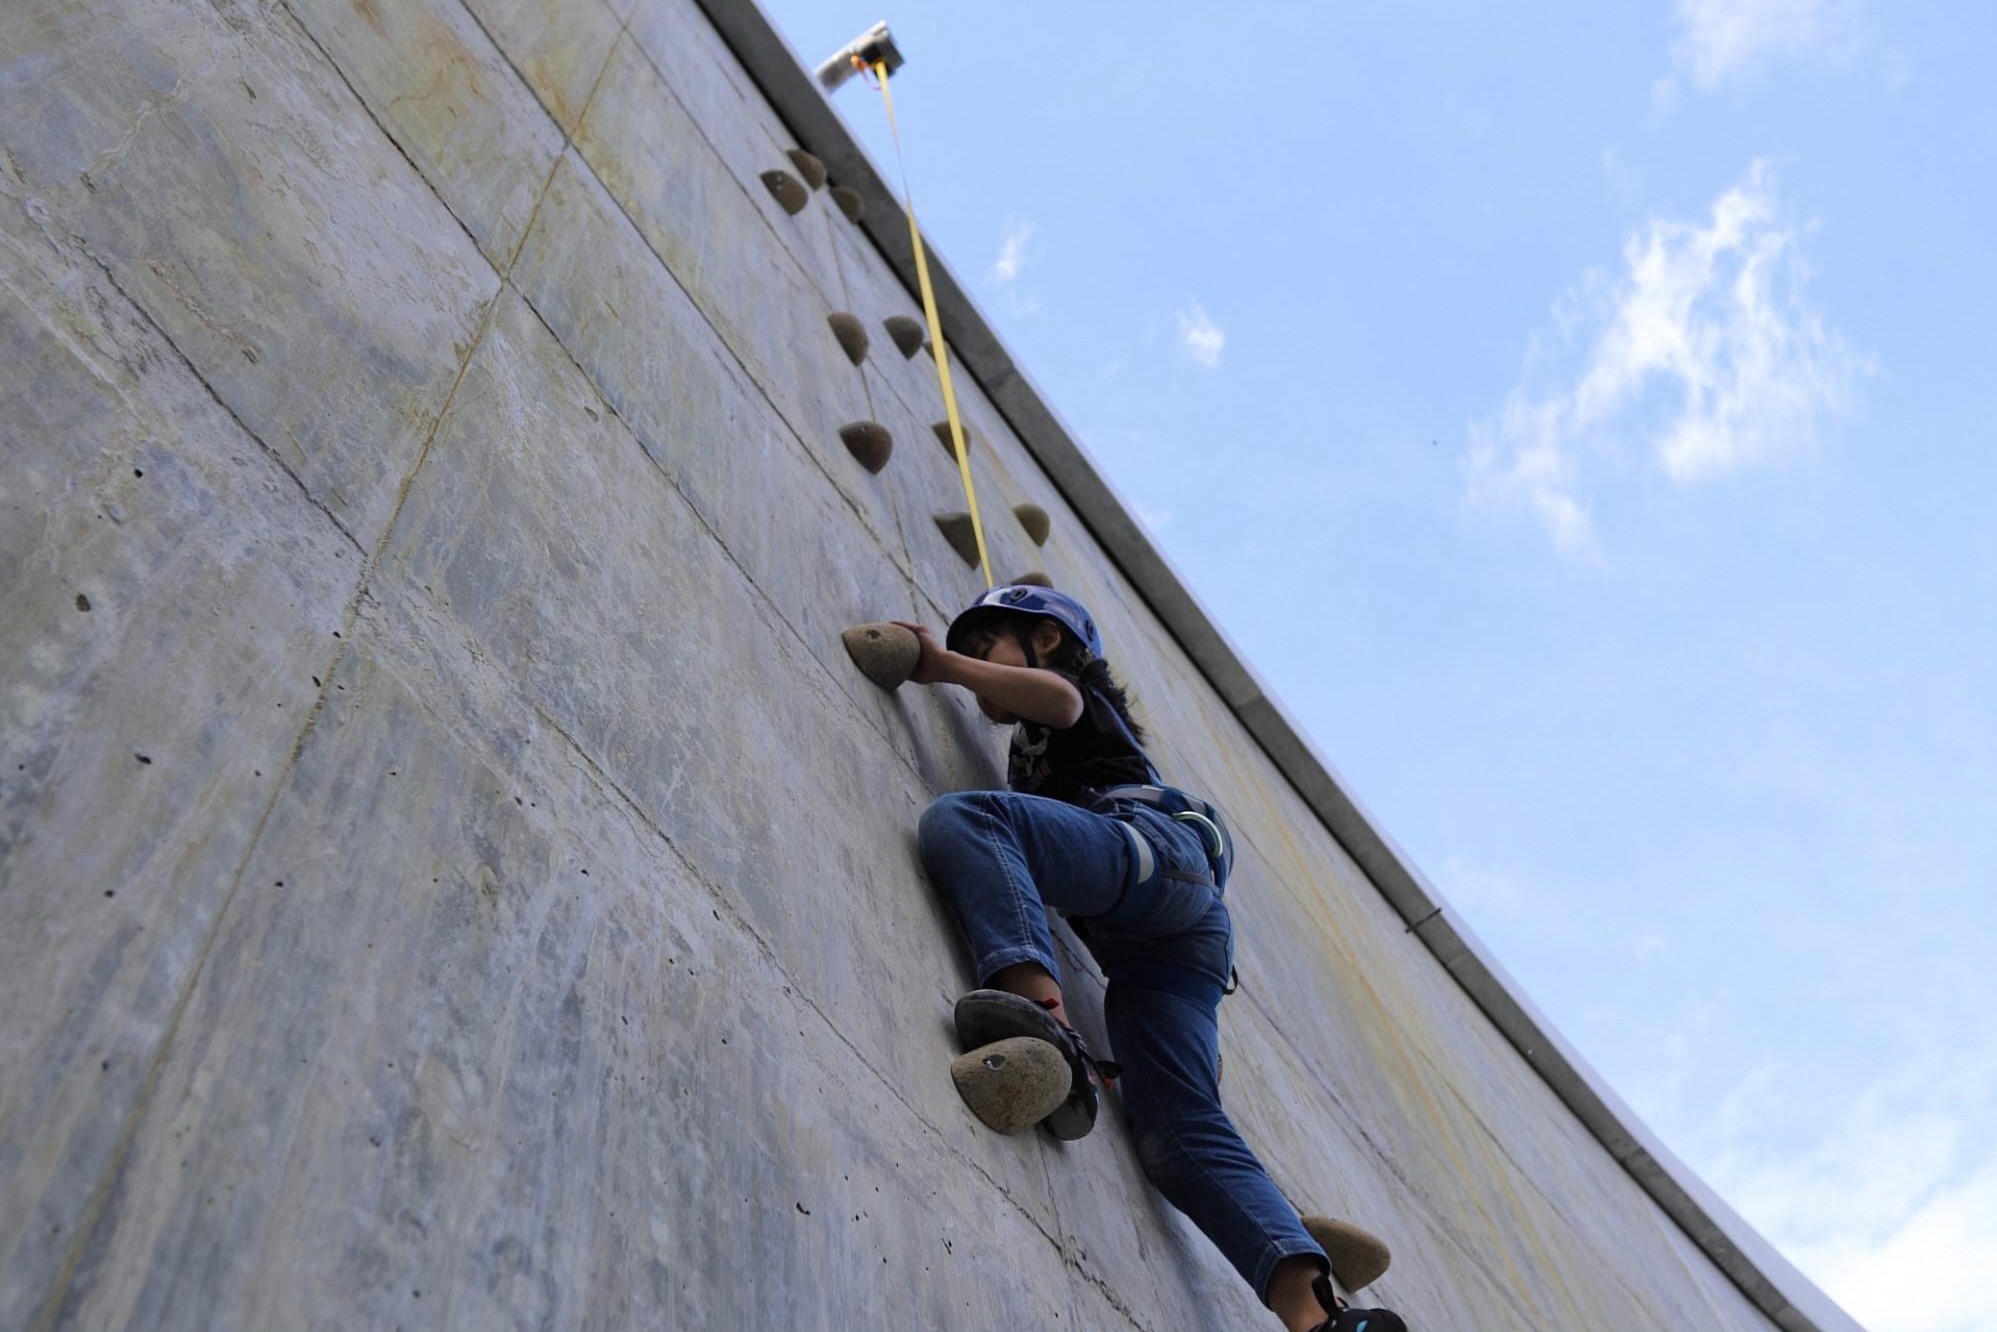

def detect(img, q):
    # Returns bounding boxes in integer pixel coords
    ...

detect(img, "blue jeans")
[917,789,1327,1303]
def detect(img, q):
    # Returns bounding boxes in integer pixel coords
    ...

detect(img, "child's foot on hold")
[953,989,1118,1140]
[1308,1271,1408,1332]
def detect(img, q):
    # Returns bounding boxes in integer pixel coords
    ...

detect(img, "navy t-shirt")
[1006,668,1155,805]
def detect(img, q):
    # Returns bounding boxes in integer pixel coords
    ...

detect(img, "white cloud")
[1467,161,1863,555]
[1793,1157,1997,1332]
[987,217,1037,286]
[1659,0,1865,99]
[1176,301,1225,369]
[1699,1055,1997,1332]
[1134,503,1174,532]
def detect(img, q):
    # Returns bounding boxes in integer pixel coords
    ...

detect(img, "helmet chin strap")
[1014,625,1040,670]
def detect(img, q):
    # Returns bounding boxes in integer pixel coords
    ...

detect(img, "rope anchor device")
[815,22,904,91]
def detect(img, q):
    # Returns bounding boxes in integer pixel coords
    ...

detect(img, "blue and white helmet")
[946,584,1103,661]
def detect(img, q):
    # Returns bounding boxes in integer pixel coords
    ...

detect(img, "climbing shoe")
[1312,1312,1407,1332]
[952,989,1119,1141]
[1309,1271,1408,1332]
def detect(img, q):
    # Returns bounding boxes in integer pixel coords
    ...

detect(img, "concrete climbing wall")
[0,2,1849,1330]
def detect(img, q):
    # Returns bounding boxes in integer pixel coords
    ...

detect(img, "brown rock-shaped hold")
[883,315,925,359]
[830,185,865,223]
[933,512,981,568]
[931,421,973,461]
[760,169,809,216]
[786,148,827,190]
[841,623,920,690]
[1013,503,1051,546]
[827,312,869,366]
[837,422,892,474]
[1010,571,1053,588]
[1300,1216,1392,1292]
[951,1037,1070,1134]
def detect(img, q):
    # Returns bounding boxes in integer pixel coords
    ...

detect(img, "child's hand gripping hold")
[888,618,1083,729]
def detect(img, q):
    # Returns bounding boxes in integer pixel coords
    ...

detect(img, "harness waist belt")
[1099,785,1232,865]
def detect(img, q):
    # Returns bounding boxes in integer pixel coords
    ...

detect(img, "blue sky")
[760,3,1995,1328]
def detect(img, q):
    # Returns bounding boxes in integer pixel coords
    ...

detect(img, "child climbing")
[895,584,1409,1332]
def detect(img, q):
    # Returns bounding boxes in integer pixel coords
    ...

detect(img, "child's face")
[963,627,1030,669]
[962,620,1061,726]
[960,619,1060,670]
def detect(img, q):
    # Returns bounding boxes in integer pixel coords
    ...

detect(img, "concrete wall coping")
[687,5,1862,1330]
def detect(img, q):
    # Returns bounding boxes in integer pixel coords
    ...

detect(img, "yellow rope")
[872,60,993,589]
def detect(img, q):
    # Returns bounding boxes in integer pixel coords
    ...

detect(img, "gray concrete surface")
[0,1,1863,1329]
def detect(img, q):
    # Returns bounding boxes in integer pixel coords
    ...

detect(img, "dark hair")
[987,612,1147,745]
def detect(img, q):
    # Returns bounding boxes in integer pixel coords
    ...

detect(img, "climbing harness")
[1099,782,1242,998]
[868,58,995,588]
[1099,784,1232,880]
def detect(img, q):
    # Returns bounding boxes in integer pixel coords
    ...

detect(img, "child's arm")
[890,621,1085,728]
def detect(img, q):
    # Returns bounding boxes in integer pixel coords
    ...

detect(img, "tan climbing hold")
[951,1037,1070,1134]
[827,312,870,366]
[931,421,973,460]
[1013,503,1051,546]
[1301,1216,1392,1292]
[830,185,865,223]
[841,623,920,690]
[760,169,809,216]
[933,512,980,568]
[1010,571,1053,588]
[786,148,827,190]
[837,422,893,474]
[883,316,925,359]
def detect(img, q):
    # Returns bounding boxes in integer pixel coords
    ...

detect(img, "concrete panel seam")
[501,272,922,767]
[25,539,367,1332]
[448,0,621,135]
[23,284,505,1331]
[616,30,840,313]
[1230,978,1675,1332]
[24,107,533,1305]
[278,0,630,284]
[274,0,496,278]
[356,583,1156,1310]
[553,126,905,573]
[577,35,908,559]
[514,700,1078,1254]
[51,238,366,560]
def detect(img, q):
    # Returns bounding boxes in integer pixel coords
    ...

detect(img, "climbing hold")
[830,185,865,223]
[883,316,925,359]
[827,313,870,366]
[1010,571,1053,588]
[1301,1216,1392,1292]
[786,148,827,190]
[760,169,809,216]
[931,421,973,460]
[950,1037,1070,1135]
[841,623,921,690]
[933,513,980,568]
[837,422,893,474]
[1013,503,1051,547]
